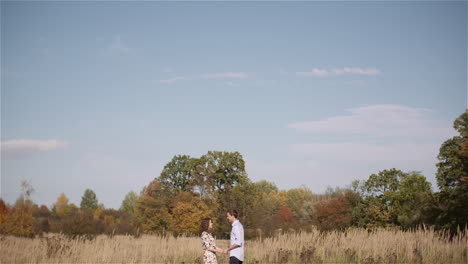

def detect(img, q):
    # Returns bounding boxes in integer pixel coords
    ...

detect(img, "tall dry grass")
[1,227,466,263]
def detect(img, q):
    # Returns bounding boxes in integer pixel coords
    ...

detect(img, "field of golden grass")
[1,227,467,263]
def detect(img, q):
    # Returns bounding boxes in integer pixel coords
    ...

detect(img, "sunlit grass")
[1,227,466,263]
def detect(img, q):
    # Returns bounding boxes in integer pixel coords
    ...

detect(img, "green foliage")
[283,187,318,224]
[435,110,468,231]
[120,191,139,215]
[365,168,405,197]
[80,189,99,211]
[214,180,258,237]
[249,190,282,235]
[158,155,196,195]
[254,180,279,193]
[358,169,434,228]
[134,181,173,234]
[4,110,468,238]
[392,172,433,228]
[201,151,248,193]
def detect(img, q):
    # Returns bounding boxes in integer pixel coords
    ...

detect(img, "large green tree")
[435,110,468,231]
[254,180,279,194]
[158,155,196,195]
[283,187,317,224]
[80,189,99,211]
[390,172,433,228]
[200,151,248,193]
[120,191,139,215]
[360,169,433,228]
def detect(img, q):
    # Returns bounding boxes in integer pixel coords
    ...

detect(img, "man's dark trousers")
[229,256,243,264]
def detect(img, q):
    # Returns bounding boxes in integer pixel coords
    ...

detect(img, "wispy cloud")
[297,68,330,77]
[285,104,457,189]
[288,104,453,139]
[201,72,250,79]
[296,67,381,77]
[101,35,132,56]
[158,72,251,84]
[1,139,68,160]
[159,76,186,84]
[291,141,438,162]
[333,67,380,75]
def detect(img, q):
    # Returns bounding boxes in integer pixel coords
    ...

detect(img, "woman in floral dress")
[200,217,224,264]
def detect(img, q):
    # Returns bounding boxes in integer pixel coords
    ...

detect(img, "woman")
[200,217,224,264]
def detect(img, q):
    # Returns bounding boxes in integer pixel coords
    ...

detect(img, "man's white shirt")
[229,220,244,261]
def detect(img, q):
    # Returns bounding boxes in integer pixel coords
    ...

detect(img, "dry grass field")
[1,227,467,263]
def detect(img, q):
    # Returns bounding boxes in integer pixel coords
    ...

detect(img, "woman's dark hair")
[200,218,212,234]
[227,209,238,219]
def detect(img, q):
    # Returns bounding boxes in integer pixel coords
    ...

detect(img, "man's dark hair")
[200,217,211,234]
[227,209,238,219]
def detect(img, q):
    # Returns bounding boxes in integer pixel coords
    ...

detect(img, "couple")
[200,209,244,264]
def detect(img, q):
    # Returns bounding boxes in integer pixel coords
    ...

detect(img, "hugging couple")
[200,209,244,264]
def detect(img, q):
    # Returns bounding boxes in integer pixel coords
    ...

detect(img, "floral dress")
[201,231,219,264]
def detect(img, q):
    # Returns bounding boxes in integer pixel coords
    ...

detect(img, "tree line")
[0,111,466,239]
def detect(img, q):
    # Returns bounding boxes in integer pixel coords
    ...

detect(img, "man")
[224,209,244,264]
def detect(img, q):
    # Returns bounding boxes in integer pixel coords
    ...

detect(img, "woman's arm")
[208,248,224,254]
[202,233,223,254]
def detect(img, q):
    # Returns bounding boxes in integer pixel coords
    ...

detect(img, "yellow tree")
[54,193,71,217]
[2,181,36,236]
[170,192,211,235]
[2,198,35,236]
[134,181,173,234]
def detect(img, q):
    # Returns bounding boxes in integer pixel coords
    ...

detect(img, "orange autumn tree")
[1,181,36,237]
[0,199,10,233]
[276,206,294,224]
[134,181,173,234]
[170,192,211,235]
[313,194,353,231]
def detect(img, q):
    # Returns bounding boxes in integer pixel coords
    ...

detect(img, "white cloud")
[1,139,68,160]
[333,67,380,75]
[283,104,457,191]
[216,81,239,87]
[296,67,381,77]
[297,68,330,77]
[288,104,454,139]
[246,155,439,193]
[159,76,186,83]
[201,72,250,79]
[291,142,438,163]
[283,140,445,191]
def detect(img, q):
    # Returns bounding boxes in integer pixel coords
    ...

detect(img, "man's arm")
[226,225,243,253]
[227,243,241,251]
[222,244,240,254]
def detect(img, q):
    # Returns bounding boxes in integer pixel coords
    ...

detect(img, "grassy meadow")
[1,227,467,263]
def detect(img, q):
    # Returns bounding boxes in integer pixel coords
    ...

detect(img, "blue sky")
[1,1,466,209]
